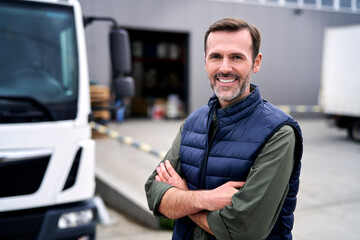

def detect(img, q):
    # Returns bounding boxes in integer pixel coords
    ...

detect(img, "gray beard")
[211,73,252,103]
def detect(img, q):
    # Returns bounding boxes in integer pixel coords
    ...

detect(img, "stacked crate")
[90,85,111,138]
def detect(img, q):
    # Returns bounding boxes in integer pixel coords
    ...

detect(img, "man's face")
[205,29,262,107]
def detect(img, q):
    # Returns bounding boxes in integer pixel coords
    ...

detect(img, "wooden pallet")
[90,85,110,103]
[90,85,111,124]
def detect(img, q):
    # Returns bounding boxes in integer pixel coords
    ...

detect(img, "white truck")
[319,24,360,143]
[0,0,133,239]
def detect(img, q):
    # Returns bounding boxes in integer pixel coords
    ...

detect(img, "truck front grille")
[0,156,50,198]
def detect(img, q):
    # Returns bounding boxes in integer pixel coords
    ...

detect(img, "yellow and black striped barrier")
[277,105,322,115]
[91,121,167,159]
[91,105,321,158]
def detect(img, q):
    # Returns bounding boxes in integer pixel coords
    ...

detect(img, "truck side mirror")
[113,76,134,98]
[84,16,135,100]
[109,27,134,99]
[110,28,131,76]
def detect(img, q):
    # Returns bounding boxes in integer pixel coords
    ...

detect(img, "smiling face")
[205,29,262,107]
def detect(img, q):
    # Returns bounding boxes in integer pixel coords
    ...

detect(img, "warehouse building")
[79,0,360,117]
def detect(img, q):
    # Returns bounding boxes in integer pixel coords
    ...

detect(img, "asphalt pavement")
[95,118,360,240]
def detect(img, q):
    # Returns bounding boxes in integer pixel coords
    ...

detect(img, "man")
[145,17,303,240]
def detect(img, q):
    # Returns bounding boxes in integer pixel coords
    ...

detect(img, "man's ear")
[204,53,207,70]
[252,53,262,73]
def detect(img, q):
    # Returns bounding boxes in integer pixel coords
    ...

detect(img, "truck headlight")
[58,209,94,229]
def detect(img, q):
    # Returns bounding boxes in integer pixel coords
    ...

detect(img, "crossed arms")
[156,160,244,235]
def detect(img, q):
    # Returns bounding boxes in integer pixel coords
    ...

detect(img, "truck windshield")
[0,1,78,123]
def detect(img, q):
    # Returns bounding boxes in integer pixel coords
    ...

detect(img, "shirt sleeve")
[207,125,296,240]
[144,121,184,217]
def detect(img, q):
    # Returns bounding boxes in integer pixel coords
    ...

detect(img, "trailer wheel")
[351,121,360,143]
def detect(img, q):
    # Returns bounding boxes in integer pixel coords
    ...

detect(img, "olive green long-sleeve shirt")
[145,113,295,240]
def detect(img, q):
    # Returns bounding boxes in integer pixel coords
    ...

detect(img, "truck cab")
[0,0,131,238]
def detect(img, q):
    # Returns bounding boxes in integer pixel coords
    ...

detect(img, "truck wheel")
[351,121,360,142]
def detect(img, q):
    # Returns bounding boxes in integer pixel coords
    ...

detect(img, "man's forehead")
[207,29,252,42]
[206,30,253,53]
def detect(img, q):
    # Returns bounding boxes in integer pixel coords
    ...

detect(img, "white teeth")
[219,78,235,83]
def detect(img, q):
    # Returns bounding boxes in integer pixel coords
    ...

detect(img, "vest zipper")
[199,107,218,189]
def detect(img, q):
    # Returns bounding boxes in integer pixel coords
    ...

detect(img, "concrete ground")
[95,118,360,240]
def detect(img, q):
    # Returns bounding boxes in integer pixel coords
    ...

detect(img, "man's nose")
[219,58,232,73]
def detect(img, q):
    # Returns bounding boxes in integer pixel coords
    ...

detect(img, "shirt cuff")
[207,210,232,240]
[149,181,174,217]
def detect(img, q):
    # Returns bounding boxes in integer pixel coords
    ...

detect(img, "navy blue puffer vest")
[172,85,303,240]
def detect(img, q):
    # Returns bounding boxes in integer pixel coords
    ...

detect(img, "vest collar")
[208,84,263,126]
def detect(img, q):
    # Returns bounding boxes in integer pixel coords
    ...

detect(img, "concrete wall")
[78,0,360,113]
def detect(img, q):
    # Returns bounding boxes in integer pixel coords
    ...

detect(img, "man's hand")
[156,160,198,219]
[156,160,188,190]
[203,181,245,211]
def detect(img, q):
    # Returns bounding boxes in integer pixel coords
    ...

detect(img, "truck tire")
[350,121,360,143]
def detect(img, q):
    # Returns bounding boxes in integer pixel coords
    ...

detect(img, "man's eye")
[211,55,220,59]
[233,55,242,60]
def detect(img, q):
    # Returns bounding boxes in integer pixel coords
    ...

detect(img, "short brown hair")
[204,17,261,63]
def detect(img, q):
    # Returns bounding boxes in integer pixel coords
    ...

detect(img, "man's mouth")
[214,73,239,84]
[218,78,236,83]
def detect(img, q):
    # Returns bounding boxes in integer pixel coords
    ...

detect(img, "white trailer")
[0,0,133,238]
[319,24,360,142]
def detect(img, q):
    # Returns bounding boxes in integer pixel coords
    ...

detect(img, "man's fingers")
[228,181,245,189]
[157,161,172,182]
[156,166,165,182]
[161,162,171,179]
[165,160,178,177]
[156,160,188,190]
